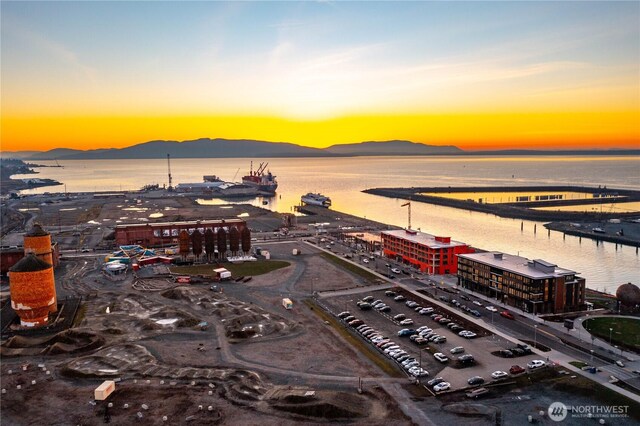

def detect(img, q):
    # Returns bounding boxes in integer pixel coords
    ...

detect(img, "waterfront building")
[457,252,586,314]
[114,219,248,247]
[381,229,473,274]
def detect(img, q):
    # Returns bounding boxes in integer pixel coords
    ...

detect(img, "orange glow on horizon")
[1,111,638,152]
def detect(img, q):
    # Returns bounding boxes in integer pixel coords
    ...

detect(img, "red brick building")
[1,242,59,275]
[114,219,248,247]
[381,229,474,274]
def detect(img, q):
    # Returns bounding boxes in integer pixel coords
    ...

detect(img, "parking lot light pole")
[534,325,538,349]
[609,328,613,346]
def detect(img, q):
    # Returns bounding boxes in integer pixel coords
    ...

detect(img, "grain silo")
[24,224,53,266]
[9,253,57,327]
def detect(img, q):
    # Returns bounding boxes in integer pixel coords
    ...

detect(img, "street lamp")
[534,325,538,349]
[609,328,613,346]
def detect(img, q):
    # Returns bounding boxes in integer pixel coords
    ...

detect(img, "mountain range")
[3,138,638,160]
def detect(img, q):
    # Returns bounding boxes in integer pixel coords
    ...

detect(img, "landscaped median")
[583,317,640,353]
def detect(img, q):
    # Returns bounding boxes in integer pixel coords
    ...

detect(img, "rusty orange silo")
[24,224,53,266]
[9,253,57,327]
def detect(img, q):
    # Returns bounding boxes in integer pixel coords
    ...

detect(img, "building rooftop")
[115,219,245,229]
[458,252,579,279]
[381,229,468,249]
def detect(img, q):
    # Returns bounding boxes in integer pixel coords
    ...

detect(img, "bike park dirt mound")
[1,328,105,357]
[161,286,298,340]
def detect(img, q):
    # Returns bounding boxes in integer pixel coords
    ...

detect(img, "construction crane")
[401,202,411,230]
[167,154,173,191]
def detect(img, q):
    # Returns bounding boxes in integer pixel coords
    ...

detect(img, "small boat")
[301,193,331,207]
[592,227,606,234]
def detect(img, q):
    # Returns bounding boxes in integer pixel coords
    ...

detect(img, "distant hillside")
[27,138,328,160]
[1,151,43,159]
[325,140,462,156]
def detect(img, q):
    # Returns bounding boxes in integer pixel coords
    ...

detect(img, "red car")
[509,365,525,375]
[500,311,515,320]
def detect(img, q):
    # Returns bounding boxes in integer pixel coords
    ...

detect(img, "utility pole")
[401,202,411,230]
[167,154,173,191]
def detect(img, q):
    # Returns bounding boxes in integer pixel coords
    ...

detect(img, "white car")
[409,367,429,377]
[485,306,498,312]
[399,318,414,326]
[434,352,449,363]
[491,370,508,380]
[433,382,451,392]
[417,326,431,333]
[527,360,546,369]
[472,300,483,306]
[391,268,401,274]
[363,258,370,264]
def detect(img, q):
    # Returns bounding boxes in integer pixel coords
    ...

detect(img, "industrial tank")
[24,224,53,266]
[9,253,57,327]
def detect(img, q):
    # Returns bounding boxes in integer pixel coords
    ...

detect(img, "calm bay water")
[16,156,640,291]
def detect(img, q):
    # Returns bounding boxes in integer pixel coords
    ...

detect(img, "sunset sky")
[1,1,639,152]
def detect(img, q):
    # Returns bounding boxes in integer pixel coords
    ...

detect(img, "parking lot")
[327,286,547,393]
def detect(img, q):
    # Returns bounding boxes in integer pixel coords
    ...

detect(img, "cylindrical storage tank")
[217,228,227,258]
[191,230,203,258]
[24,224,53,267]
[204,229,216,261]
[179,230,190,258]
[229,227,240,255]
[241,227,251,254]
[9,253,57,327]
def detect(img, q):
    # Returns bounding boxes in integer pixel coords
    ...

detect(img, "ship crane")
[167,154,173,191]
[401,202,411,230]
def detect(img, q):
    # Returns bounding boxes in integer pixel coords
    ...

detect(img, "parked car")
[491,371,508,380]
[434,352,449,363]
[385,291,396,297]
[439,318,452,324]
[485,306,498,312]
[509,365,525,375]
[414,337,428,345]
[419,307,434,315]
[616,360,625,368]
[406,301,418,308]
[500,350,514,358]
[379,306,391,312]
[394,295,406,301]
[349,319,363,327]
[409,367,429,377]
[417,326,431,333]
[450,325,464,332]
[343,316,355,322]
[338,311,351,319]
[393,314,406,321]
[500,311,515,320]
[391,268,401,274]
[414,306,424,312]
[472,300,483,307]
[527,360,546,369]
[458,354,475,365]
[358,303,372,310]
[398,329,417,337]
[433,382,451,392]
[460,295,470,301]
[433,336,447,344]
[425,377,444,388]
[450,346,465,354]
[362,296,374,303]
[467,376,485,385]
[399,318,414,326]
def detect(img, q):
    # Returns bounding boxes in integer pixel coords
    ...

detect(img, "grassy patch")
[552,375,640,421]
[319,253,381,284]
[170,260,290,277]
[569,361,589,369]
[303,299,402,378]
[583,317,640,352]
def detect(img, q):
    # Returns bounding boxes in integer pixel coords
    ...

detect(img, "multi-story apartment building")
[381,229,474,274]
[457,252,586,314]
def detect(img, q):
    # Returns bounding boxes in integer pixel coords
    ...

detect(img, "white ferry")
[301,193,332,207]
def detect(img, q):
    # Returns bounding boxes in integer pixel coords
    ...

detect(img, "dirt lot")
[1,239,412,425]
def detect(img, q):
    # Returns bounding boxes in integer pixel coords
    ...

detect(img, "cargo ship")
[242,162,277,193]
[301,193,331,207]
